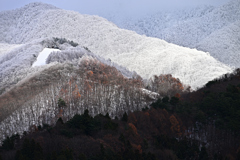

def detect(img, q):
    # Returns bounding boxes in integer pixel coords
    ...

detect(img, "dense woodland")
[0,68,240,159]
[0,56,158,139]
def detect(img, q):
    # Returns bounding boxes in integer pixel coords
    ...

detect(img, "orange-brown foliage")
[151,74,185,96]
[128,123,138,135]
[169,115,181,136]
[132,144,142,154]
[73,85,81,99]
[58,109,64,118]
[128,113,137,124]
[175,93,181,98]
[144,112,150,116]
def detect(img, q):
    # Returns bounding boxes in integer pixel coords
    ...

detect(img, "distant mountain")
[0,2,232,89]
[106,0,240,68]
[105,5,215,38]
[196,20,240,67]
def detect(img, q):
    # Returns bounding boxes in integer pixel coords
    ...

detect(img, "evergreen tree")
[121,112,128,122]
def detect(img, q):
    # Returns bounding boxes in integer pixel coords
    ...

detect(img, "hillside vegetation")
[0,2,239,159]
[1,70,240,159]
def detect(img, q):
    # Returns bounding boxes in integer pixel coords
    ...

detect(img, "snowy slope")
[0,3,233,89]
[0,38,137,95]
[106,5,215,38]
[105,0,240,68]
[160,0,240,48]
[32,48,60,67]
[0,2,58,44]
[0,43,23,58]
[196,21,240,67]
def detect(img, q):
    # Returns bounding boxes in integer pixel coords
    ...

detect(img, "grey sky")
[0,0,231,16]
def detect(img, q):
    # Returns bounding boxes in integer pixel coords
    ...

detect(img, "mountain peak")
[21,2,58,11]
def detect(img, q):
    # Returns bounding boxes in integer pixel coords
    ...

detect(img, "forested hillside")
[0,2,239,160]
[1,69,240,159]
[0,52,160,140]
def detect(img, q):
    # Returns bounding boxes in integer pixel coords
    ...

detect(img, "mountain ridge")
[106,0,240,68]
[0,2,232,89]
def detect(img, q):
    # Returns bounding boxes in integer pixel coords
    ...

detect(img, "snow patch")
[141,88,159,99]
[32,48,60,67]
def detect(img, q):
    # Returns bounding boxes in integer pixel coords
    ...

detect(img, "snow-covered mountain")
[196,20,240,67]
[0,38,154,138]
[0,38,136,95]
[0,2,237,141]
[105,5,215,37]
[105,0,240,68]
[0,2,232,90]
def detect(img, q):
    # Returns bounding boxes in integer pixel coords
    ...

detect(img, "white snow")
[196,20,240,67]
[32,48,60,67]
[0,2,233,89]
[141,88,159,99]
[0,43,22,58]
[104,0,240,68]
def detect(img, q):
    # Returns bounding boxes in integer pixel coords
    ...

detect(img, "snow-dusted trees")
[0,56,155,141]
[1,2,232,90]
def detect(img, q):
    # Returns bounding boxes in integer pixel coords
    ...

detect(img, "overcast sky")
[0,0,231,16]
